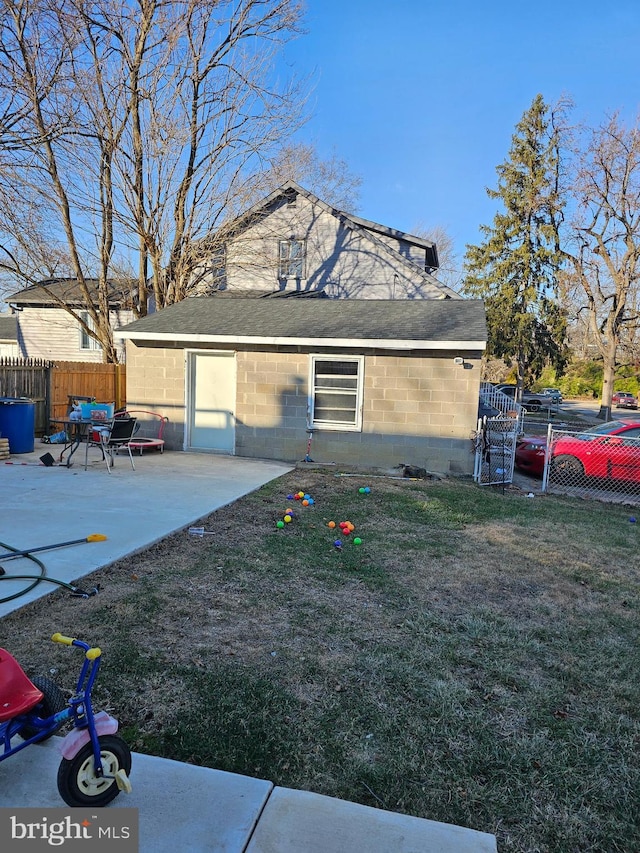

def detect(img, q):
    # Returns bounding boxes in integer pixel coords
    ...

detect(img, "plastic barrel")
[0,397,35,453]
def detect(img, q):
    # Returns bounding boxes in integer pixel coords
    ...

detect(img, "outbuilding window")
[278,239,305,279]
[309,356,363,431]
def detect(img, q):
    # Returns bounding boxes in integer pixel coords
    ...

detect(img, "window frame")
[278,238,305,280]
[308,355,364,432]
[79,311,101,351]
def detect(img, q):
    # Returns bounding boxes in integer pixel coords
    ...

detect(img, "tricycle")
[0,632,132,806]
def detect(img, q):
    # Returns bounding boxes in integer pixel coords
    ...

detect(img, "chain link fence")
[544,423,640,505]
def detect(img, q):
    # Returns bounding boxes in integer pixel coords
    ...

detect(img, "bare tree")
[0,0,306,359]
[561,114,640,417]
[410,223,461,291]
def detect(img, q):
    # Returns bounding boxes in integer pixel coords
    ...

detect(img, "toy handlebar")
[52,632,102,659]
[52,632,74,645]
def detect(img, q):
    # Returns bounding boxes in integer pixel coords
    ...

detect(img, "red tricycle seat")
[0,648,43,722]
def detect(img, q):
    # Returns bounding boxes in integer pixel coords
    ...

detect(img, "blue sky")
[284,0,640,278]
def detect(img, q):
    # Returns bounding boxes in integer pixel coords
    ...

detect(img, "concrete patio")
[0,448,497,852]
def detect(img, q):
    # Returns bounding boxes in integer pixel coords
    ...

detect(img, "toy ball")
[630,517,637,523]
[297,491,305,498]
[276,520,285,528]
[302,499,309,506]
[304,494,311,500]
[328,521,336,528]
[294,493,301,500]
[364,487,371,494]
[284,515,292,523]
[308,498,315,505]
[342,528,351,536]
[347,522,355,531]
[353,537,362,545]
[359,487,366,494]
[334,540,342,548]
[287,494,294,500]
[285,508,294,515]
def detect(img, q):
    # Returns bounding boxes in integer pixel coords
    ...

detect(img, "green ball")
[276,520,285,528]
[358,487,366,494]
[353,537,362,545]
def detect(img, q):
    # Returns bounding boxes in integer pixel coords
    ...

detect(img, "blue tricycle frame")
[0,633,132,806]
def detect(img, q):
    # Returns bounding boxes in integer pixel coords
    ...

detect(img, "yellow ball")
[284,514,292,523]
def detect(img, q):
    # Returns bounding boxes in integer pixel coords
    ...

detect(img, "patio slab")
[0,449,292,618]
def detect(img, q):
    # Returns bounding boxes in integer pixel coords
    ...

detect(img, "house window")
[278,239,305,279]
[79,311,100,350]
[310,356,363,431]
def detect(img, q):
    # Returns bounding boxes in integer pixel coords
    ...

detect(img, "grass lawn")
[2,470,639,852]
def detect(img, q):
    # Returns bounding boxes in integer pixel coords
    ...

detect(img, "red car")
[551,420,640,482]
[612,391,638,409]
[515,435,548,477]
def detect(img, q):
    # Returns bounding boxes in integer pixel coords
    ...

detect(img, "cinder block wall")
[234,350,480,473]
[125,342,482,473]
[125,341,186,448]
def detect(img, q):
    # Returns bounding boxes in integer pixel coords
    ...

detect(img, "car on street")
[611,391,638,409]
[495,385,557,412]
[514,435,548,476]
[542,388,563,404]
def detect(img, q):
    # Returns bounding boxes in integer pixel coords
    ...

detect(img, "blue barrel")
[0,397,35,453]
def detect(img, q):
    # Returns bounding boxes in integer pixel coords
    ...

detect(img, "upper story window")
[79,311,100,350]
[278,239,305,279]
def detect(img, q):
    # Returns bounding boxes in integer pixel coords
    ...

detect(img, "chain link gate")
[473,417,519,485]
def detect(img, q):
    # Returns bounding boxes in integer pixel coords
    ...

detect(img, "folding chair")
[90,417,137,473]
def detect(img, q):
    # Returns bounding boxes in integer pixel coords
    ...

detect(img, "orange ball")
[302,499,309,506]
[347,522,355,532]
[328,521,336,528]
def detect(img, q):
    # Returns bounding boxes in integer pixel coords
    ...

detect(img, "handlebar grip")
[86,647,102,660]
[52,632,75,645]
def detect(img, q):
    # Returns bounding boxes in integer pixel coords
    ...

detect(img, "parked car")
[542,388,563,404]
[495,385,555,412]
[611,391,638,409]
[551,420,640,482]
[515,435,548,476]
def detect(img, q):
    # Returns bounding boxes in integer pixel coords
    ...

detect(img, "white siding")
[17,307,134,361]
[223,195,442,299]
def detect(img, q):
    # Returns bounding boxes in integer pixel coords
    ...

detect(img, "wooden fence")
[0,357,51,435]
[50,362,126,420]
[0,358,126,434]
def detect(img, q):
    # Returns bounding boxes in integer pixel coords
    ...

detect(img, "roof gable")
[221,181,457,299]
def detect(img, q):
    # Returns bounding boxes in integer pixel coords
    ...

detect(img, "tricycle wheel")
[57,734,132,807]
[20,676,66,741]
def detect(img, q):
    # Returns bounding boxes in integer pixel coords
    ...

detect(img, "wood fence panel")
[0,357,51,435]
[51,362,126,420]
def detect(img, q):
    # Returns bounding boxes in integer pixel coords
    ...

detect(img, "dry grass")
[1,470,639,852]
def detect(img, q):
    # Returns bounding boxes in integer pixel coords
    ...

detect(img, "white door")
[187,352,236,452]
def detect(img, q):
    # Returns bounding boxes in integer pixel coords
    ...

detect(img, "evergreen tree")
[463,95,568,390]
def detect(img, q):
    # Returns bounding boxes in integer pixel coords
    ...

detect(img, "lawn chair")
[88,417,138,473]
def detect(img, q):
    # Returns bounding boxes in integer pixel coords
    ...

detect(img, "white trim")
[117,330,485,351]
[309,354,364,432]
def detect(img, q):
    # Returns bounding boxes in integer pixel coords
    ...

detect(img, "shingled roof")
[118,297,486,351]
[0,314,17,341]
[5,278,136,308]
